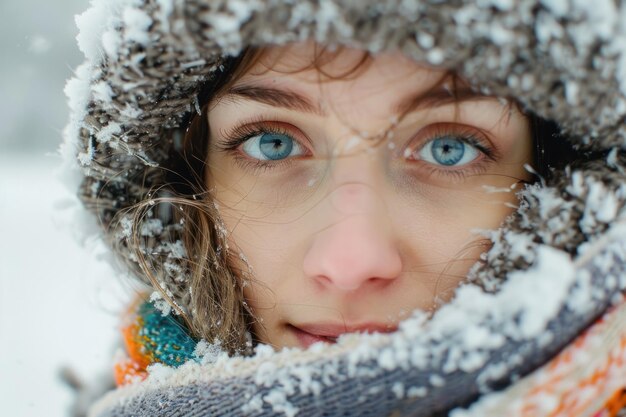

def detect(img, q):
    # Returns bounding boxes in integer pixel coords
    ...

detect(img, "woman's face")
[206,43,532,349]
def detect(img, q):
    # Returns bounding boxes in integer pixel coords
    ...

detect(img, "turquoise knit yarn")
[136,301,198,367]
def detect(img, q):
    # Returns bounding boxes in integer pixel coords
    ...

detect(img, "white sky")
[0,154,131,417]
[0,1,132,414]
[0,0,89,153]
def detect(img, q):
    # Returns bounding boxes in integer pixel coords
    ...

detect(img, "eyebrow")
[392,86,491,115]
[221,84,490,117]
[223,85,326,116]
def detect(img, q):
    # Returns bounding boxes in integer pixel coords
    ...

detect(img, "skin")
[206,43,532,350]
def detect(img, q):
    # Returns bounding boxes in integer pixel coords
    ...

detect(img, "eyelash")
[214,120,499,178]
[404,123,499,180]
[215,120,311,173]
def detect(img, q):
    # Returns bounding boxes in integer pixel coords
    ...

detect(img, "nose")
[302,183,403,291]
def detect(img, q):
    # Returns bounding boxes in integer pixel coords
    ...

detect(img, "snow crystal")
[140,218,163,237]
[163,240,186,259]
[507,74,520,89]
[227,0,256,22]
[92,81,114,103]
[117,216,133,238]
[565,81,580,105]
[63,62,92,151]
[458,351,489,373]
[566,171,585,197]
[406,386,428,398]
[101,29,122,59]
[579,180,619,232]
[489,24,514,45]
[595,192,618,223]
[566,270,593,314]
[315,0,352,41]
[150,291,172,316]
[144,363,175,384]
[426,48,445,65]
[477,361,511,389]
[254,361,279,387]
[181,59,207,69]
[540,0,569,17]
[391,382,405,399]
[461,325,502,350]
[288,2,314,29]
[506,232,536,263]
[96,122,122,143]
[571,0,618,41]
[241,395,264,413]
[417,32,435,49]
[122,7,152,45]
[290,366,322,396]
[503,247,574,338]
[193,340,225,365]
[76,145,94,167]
[535,11,563,43]
[120,103,142,119]
[75,0,135,63]
[607,148,619,169]
[263,389,299,417]
[618,49,626,97]
[377,348,397,370]
[254,343,276,358]
[367,385,383,395]
[206,0,257,54]
[429,374,445,387]
[520,74,535,91]
[408,345,429,369]
[533,186,564,219]
[155,0,174,32]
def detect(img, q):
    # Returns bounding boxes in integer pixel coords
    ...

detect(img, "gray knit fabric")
[63,0,626,415]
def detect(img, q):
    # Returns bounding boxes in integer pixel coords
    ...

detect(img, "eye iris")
[259,133,294,160]
[431,137,465,166]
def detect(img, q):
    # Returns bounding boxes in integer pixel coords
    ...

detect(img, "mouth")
[288,323,397,349]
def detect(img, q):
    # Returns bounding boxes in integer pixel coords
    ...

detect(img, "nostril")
[312,273,371,292]
[311,271,400,292]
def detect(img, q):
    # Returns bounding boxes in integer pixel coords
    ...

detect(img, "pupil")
[431,137,464,166]
[260,134,293,160]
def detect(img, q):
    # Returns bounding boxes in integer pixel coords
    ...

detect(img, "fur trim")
[65,0,626,314]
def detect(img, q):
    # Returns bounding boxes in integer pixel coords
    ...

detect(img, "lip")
[289,322,397,349]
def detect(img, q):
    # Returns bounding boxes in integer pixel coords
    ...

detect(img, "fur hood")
[63,0,626,415]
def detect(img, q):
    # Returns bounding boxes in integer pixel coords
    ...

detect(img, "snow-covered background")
[0,1,131,416]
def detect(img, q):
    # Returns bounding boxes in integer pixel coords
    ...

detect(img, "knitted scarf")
[108,296,626,416]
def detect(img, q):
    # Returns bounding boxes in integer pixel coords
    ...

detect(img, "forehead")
[238,43,450,97]
[228,43,466,124]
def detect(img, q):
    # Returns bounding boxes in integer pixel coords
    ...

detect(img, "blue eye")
[418,136,479,167]
[241,132,304,161]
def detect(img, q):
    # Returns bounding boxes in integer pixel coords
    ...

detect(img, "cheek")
[394,191,515,289]
[233,219,307,343]
[222,182,517,288]
[222,209,306,301]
